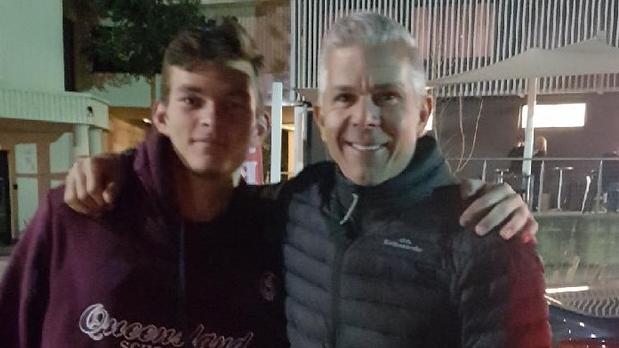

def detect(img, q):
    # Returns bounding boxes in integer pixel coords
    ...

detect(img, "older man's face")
[316,43,430,186]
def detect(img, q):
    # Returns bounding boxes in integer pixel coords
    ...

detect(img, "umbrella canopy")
[429,37,619,86]
[429,37,619,200]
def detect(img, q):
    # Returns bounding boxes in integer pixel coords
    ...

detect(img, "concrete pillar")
[88,128,103,155]
[293,105,306,175]
[270,82,283,183]
[73,124,90,159]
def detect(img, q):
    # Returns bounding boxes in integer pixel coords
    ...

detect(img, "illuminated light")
[579,322,585,327]
[425,114,433,131]
[142,118,152,124]
[545,295,563,306]
[545,286,590,294]
[521,103,586,128]
[591,334,597,338]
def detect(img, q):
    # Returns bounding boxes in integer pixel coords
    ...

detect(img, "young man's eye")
[181,96,201,107]
[226,95,250,108]
[225,100,250,113]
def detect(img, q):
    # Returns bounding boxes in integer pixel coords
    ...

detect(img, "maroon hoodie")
[0,132,287,348]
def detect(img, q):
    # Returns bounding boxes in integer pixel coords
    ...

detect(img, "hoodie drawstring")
[177,223,189,346]
[338,193,359,225]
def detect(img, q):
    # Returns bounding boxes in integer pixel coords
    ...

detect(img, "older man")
[277,13,550,347]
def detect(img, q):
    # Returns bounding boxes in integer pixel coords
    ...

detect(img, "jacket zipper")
[327,189,360,348]
[329,220,355,348]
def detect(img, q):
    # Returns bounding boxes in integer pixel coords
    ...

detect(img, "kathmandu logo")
[383,238,423,253]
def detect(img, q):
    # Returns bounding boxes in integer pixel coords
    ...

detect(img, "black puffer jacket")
[279,136,550,348]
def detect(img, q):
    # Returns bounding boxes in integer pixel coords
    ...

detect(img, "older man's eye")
[373,92,400,106]
[333,93,356,105]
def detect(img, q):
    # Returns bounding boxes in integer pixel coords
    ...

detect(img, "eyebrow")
[331,86,357,93]
[177,85,204,94]
[331,83,405,92]
[372,82,406,90]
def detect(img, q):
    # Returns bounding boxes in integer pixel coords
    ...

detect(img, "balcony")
[0,88,109,130]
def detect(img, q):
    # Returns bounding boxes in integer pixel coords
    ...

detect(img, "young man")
[60,14,535,347]
[275,13,550,347]
[0,19,287,347]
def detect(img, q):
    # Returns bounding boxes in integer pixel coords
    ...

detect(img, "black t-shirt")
[181,186,288,347]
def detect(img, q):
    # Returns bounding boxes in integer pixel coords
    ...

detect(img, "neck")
[172,159,235,223]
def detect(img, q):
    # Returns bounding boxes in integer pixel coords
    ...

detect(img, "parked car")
[546,283,619,346]
[536,213,619,347]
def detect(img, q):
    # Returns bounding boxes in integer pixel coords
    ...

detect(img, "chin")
[360,177,387,187]
[185,161,221,176]
[343,169,383,187]
[189,167,221,177]
[191,159,242,179]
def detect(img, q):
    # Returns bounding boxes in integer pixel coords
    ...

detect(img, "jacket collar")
[332,135,456,215]
[133,130,179,222]
[132,130,247,225]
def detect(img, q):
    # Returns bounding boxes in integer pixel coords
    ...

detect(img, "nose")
[198,99,217,127]
[351,95,380,128]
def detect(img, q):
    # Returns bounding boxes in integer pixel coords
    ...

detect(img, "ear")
[250,110,270,147]
[312,106,327,142]
[151,101,169,136]
[416,96,432,138]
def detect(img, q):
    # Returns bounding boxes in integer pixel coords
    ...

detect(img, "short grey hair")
[318,12,426,103]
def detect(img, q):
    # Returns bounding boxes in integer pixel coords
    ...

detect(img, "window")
[520,103,586,128]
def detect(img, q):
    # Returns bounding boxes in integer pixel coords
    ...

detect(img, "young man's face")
[154,61,262,178]
[316,43,430,186]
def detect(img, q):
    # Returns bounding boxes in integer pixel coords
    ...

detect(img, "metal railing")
[446,157,619,213]
[447,156,619,288]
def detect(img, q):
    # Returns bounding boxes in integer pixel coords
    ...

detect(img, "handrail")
[445,157,619,212]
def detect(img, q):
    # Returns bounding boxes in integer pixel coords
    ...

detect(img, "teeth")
[351,143,382,151]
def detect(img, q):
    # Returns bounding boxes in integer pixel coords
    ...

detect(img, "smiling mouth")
[348,142,386,152]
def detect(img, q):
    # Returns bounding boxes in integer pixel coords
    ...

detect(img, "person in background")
[602,149,619,213]
[508,136,525,174]
[530,136,548,210]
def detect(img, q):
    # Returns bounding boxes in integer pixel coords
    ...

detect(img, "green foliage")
[86,0,206,79]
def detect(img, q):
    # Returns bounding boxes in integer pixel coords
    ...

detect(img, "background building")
[0,0,109,242]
